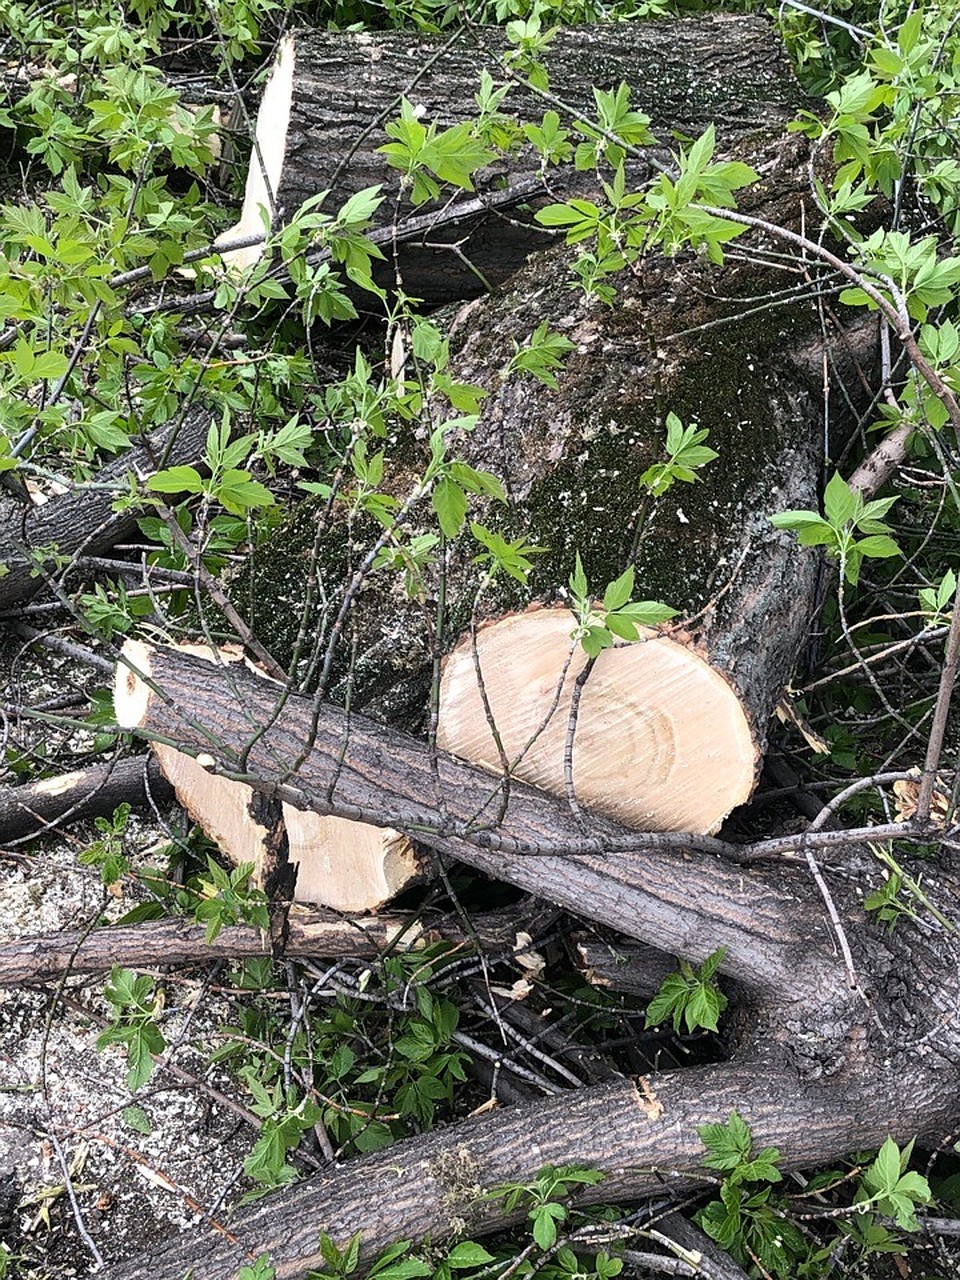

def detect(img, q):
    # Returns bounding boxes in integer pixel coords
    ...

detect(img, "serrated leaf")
[570,552,588,600]
[446,1243,495,1269]
[824,471,858,526]
[856,534,901,559]
[432,477,467,538]
[616,600,678,626]
[603,565,634,611]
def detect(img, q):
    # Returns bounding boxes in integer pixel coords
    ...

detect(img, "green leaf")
[445,1243,495,1269]
[855,534,901,560]
[569,552,588,601]
[603,565,634,611]
[699,1110,753,1172]
[215,471,275,516]
[432,477,468,538]
[122,1105,152,1135]
[823,471,858,526]
[147,466,204,495]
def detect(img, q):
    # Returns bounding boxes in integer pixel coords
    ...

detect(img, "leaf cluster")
[643,946,728,1034]
[771,472,901,586]
[568,557,676,658]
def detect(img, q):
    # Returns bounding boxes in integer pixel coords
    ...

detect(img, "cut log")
[112,638,846,1004]
[220,16,807,299]
[0,411,210,612]
[143,644,430,912]
[0,755,173,846]
[0,900,555,987]
[239,136,863,830]
[438,607,756,834]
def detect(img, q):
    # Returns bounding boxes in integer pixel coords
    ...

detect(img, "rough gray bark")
[0,412,210,611]
[0,755,173,846]
[0,900,552,987]
[102,1055,959,1280]
[115,641,844,1006]
[262,16,808,303]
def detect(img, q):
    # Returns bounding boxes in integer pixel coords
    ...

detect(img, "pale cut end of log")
[437,609,757,835]
[281,809,425,914]
[113,639,425,913]
[114,638,155,730]
[215,34,294,270]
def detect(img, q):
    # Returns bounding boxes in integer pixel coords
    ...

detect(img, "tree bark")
[0,755,173,846]
[114,640,848,1007]
[101,1056,959,1280]
[228,16,808,299]
[0,412,210,612]
[0,900,552,987]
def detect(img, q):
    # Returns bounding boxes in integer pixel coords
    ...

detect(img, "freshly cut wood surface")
[438,609,756,835]
[120,642,426,912]
[280,809,424,913]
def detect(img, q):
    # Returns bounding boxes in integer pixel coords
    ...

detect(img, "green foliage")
[470,522,548,585]
[865,844,955,934]
[567,556,676,658]
[96,966,167,1091]
[147,418,276,517]
[379,98,497,206]
[856,1136,932,1232]
[504,320,576,390]
[493,1165,606,1250]
[192,855,270,944]
[77,803,132,886]
[307,1232,436,1280]
[696,1112,809,1278]
[639,412,718,497]
[770,472,902,586]
[919,568,956,624]
[210,945,471,1174]
[238,1255,277,1280]
[644,946,728,1034]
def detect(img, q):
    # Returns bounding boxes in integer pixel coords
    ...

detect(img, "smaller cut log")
[439,607,756,834]
[0,411,210,611]
[220,17,807,299]
[128,643,430,912]
[0,756,173,846]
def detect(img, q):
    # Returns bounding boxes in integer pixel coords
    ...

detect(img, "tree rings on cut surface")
[437,609,757,835]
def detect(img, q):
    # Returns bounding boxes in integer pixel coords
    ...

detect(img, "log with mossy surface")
[238,136,867,839]
[220,15,808,296]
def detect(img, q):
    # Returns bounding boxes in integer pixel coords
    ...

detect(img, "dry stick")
[916,595,960,823]
[45,1126,105,1271]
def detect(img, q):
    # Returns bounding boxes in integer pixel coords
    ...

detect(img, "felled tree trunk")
[222,15,807,298]
[112,641,849,1005]
[241,131,861,835]
[110,639,960,1280]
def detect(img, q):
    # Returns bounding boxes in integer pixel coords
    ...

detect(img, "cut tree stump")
[438,607,757,834]
[220,15,807,299]
[240,131,866,833]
